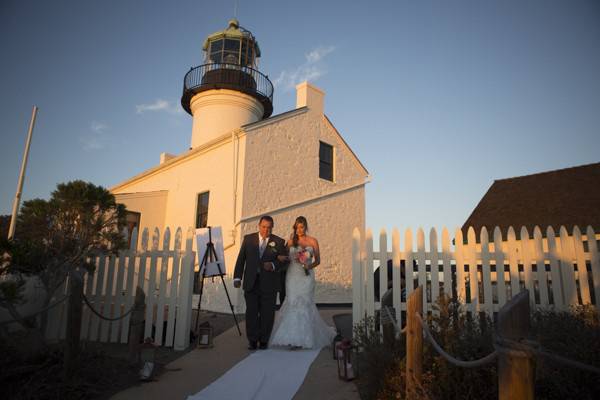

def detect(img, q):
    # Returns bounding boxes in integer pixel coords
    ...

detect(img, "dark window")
[209,39,224,63]
[210,39,223,53]
[125,211,141,248]
[241,40,250,66]
[223,39,240,64]
[224,39,240,52]
[240,38,257,67]
[319,141,334,181]
[196,191,210,229]
[210,51,223,63]
[223,51,238,64]
[210,53,221,63]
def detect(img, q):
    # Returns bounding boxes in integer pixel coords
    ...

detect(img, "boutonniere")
[268,241,276,252]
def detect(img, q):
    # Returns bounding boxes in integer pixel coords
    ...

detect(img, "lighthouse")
[181,19,274,148]
[111,19,368,311]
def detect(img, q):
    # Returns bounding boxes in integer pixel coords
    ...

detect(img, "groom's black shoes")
[248,341,258,350]
[259,342,268,350]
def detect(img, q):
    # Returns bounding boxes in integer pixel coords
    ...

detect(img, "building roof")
[111,108,312,192]
[323,115,369,176]
[110,106,369,192]
[462,162,600,238]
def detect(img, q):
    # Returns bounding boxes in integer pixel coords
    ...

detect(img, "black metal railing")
[181,63,274,118]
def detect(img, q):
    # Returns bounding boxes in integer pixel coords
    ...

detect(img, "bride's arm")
[277,238,293,263]
[308,238,320,269]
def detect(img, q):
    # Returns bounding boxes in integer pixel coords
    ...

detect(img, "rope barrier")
[1,293,139,326]
[498,337,600,375]
[414,312,600,375]
[494,337,536,359]
[382,305,407,336]
[0,296,69,326]
[82,293,136,322]
[415,312,498,368]
[0,295,69,326]
[536,348,600,375]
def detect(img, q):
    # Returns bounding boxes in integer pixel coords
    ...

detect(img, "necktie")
[259,237,266,258]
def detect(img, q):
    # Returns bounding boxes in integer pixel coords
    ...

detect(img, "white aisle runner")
[186,348,321,400]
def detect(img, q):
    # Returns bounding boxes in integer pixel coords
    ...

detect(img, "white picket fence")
[45,227,196,350]
[352,225,600,330]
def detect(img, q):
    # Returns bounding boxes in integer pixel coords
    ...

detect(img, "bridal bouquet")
[296,248,311,276]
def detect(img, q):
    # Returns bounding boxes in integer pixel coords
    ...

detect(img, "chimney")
[296,81,325,114]
[160,152,176,164]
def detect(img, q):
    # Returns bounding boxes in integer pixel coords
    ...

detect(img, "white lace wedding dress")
[269,246,336,349]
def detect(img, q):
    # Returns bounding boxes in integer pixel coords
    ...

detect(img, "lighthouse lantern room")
[181,19,274,148]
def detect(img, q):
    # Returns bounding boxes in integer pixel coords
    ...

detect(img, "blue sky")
[1,0,599,232]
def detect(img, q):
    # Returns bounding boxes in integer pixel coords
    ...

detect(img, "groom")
[233,215,288,350]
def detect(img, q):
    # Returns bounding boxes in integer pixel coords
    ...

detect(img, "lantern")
[336,339,358,381]
[181,19,274,123]
[139,337,157,381]
[202,19,261,68]
[197,322,214,348]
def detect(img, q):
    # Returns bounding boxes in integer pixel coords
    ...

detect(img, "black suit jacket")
[234,233,288,292]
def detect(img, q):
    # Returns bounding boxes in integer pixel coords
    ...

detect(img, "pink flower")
[295,249,311,276]
[297,249,309,264]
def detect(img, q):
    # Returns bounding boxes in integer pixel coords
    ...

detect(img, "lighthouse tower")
[181,19,274,148]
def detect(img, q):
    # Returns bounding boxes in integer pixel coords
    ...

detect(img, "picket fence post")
[128,286,146,363]
[365,229,374,318]
[64,268,84,378]
[497,290,535,400]
[174,227,195,351]
[406,286,423,400]
[352,227,362,334]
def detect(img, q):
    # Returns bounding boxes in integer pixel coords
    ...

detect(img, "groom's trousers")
[244,278,277,344]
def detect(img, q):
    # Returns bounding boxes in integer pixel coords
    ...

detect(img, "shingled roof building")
[462,162,600,238]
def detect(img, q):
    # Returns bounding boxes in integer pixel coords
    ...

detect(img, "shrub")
[354,295,599,400]
[353,316,405,399]
[532,305,600,400]
[422,295,496,400]
[0,180,127,344]
[0,339,138,400]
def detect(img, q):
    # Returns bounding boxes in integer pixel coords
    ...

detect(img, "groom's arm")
[272,236,289,272]
[233,236,248,287]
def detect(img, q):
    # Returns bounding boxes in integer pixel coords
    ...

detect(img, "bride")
[269,216,336,349]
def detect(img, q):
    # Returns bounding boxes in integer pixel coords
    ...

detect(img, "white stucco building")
[110,20,368,310]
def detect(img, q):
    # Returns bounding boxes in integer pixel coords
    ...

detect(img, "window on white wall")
[319,141,334,181]
[196,191,210,228]
[125,211,141,249]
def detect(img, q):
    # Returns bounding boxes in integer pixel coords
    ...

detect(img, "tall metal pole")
[8,106,38,240]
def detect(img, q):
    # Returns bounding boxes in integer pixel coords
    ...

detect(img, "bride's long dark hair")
[292,216,308,247]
